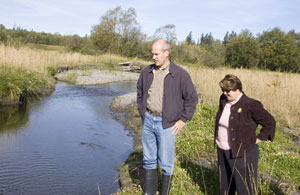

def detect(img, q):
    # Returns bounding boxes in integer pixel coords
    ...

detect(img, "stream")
[0,81,136,195]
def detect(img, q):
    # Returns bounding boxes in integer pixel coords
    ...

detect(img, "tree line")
[0,24,95,54]
[1,6,300,73]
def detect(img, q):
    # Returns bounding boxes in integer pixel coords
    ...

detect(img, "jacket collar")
[220,92,248,109]
[148,60,177,77]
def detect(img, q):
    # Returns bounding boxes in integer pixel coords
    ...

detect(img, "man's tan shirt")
[147,65,170,114]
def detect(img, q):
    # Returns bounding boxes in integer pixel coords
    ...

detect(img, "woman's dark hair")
[219,74,243,92]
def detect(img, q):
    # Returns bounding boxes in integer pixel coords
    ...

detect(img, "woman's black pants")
[217,145,259,195]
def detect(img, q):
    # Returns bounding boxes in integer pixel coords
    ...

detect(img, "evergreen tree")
[200,32,214,47]
[223,31,229,45]
[185,31,194,44]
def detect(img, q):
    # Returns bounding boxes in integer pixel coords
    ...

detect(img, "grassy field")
[0,44,137,73]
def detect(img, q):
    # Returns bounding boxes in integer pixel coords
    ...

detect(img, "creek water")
[0,81,136,195]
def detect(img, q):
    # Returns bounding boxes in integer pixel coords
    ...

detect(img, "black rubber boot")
[144,169,158,195]
[160,174,173,195]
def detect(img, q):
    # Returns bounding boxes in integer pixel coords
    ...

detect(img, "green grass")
[0,66,55,103]
[25,43,66,52]
[116,104,300,194]
[64,72,77,84]
[45,66,59,77]
[176,104,217,160]
[259,129,300,188]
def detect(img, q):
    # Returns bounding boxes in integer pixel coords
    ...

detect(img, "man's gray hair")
[162,42,171,52]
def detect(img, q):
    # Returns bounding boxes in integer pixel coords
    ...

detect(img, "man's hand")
[171,120,186,135]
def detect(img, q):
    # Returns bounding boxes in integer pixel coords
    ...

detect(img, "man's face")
[152,45,169,67]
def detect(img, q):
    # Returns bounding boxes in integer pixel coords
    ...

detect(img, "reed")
[97,183,101,195]
[0,44,131,72]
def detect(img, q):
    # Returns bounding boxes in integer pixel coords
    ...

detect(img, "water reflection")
[0,103,29,133]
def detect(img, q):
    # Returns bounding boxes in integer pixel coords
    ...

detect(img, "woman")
[215,74,276,195]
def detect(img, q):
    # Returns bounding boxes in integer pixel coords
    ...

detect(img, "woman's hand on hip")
[256,138,261,144]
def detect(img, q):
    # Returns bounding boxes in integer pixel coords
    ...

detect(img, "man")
[137,40,198,195]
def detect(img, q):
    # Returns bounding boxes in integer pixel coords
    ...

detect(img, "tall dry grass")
[0,44,129,72]
[188,67,300,131]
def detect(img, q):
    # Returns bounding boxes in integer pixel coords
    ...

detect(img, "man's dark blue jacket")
[137,61,198,128]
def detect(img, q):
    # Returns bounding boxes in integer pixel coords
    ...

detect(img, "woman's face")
[223,89,242,102]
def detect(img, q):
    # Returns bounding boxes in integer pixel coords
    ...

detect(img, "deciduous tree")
[225,29,260,68]
[91,6,144,56]
[153,24,177,45]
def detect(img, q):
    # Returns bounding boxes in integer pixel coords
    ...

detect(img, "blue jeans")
[142,111,177,175]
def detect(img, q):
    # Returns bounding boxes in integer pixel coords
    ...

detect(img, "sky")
[1,0,300,42]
